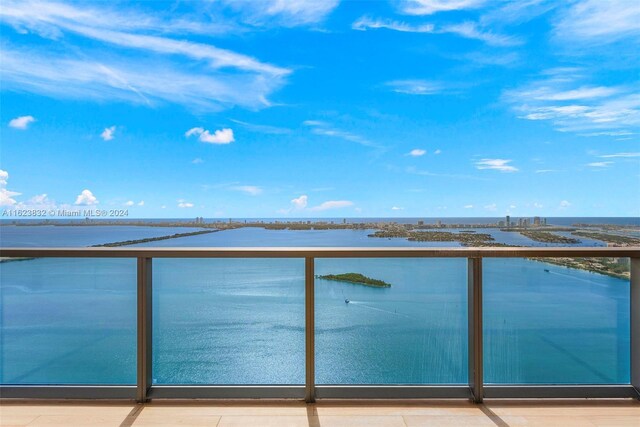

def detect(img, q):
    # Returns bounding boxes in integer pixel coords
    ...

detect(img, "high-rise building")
[506,215,510,227]
[533,216,541,226]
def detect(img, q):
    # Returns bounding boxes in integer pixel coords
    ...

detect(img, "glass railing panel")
[315,258,468,384]
[484,257,630,384]
[0,257,136,384]
[152,258,304,384]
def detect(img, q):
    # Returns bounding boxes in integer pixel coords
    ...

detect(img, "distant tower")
[506,215,510,227]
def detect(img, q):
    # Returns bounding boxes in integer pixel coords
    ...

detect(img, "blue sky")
[1,0,639,218]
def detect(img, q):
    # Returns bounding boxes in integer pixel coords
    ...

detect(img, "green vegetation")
[369,230,496,246]
[92,230,218,247]
[520,231,580,244]
[316,273,391,288]
[530,257,630,280]
[572,231,640,246]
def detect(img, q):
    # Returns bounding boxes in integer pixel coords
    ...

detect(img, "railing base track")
[3,385,638,400]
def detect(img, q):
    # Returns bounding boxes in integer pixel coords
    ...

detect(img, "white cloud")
[8,115,36,129]
[284,195,353,213]
[587,161,613,168]
[353,17,434,33]
[484,203,497,211]
[475,158,518,172]
[138,200,144,206]
[177,199,194,208]
[583,131,634,137]
[224,0,340,27]
[13,193,57,210]
[0,1,290,111]
[353,16,519,46]
[504,70,640,134]
[533,202,543,209]
[29,194,49,204]
[0,170,8,187]
[302,120,326,127]
[440,22,522,47]
[533,86,620,101]
[303,120,378,148]
[185,127,204,137]
[74,189,98,205]
[192,158,204,164]
[464,204,474,208]
[391,206,404,210]
[535,169,557,173]
[101,125,116,141]
[186,127,235,144]
[387,80,444,95]
[409,149,427,156]
[554,0,640,43]
[291,195,308,210]
[559,200,571,209]
[434,149,442,154]
[1,0,236,37]
[308,200,354,211]
[231,185,262,196]
[399,0,487,15]
[230,119,292,134]
[600,152,640,158]
[0,169,21,206]
[124,200,134,206]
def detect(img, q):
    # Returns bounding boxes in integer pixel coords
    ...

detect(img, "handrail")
[2,246,640,258]
[1,246,638,403]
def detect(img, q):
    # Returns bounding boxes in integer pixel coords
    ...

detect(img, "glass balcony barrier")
[0,248,638,401]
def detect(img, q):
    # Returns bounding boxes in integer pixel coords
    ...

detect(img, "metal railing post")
[631,258,640,400]
[137,257,153,403]
[305,256,315,403]
[468,257,483,403]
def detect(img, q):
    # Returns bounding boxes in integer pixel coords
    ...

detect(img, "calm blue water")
[0,225,631,385]
[0,225,203,247]
[4,216,639,227]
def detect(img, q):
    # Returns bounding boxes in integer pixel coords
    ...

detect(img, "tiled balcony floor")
[1,399,639,426]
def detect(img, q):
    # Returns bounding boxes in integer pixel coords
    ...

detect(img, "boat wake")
[545,270,609,287]
[347,301,414,319]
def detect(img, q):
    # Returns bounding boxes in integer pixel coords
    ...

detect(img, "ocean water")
[0,225,631,385]
[0,225,203,247]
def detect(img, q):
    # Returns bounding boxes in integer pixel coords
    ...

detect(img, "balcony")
[1,246,639,404]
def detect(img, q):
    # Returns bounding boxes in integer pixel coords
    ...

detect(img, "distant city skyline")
[1,0,639,218]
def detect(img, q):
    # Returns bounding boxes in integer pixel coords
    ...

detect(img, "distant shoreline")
[1,223,636,280]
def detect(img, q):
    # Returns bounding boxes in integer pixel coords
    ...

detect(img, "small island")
[316,273,391,288]
[572,231,640,246]
[368,230,498,246]
[92,229,218,247]
[520,230,581,244]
